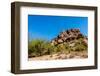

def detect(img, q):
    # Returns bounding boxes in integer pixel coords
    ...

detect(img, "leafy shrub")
[28,39,56,57]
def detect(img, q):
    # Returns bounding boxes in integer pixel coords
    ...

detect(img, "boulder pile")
[51,29,87,46]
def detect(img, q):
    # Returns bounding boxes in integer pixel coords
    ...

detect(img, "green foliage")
[71,38,87,51]
[28,38,87,57]
[28,39,55,57]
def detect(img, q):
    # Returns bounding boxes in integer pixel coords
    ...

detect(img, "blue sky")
[28,15,88,41]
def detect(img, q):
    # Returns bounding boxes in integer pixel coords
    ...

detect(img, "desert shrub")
[28,39,56,57]
[73,38,87,51]
[29,39,46,57]
[56,44,63,52]
[54,43,72,53]
[41,42,55,55]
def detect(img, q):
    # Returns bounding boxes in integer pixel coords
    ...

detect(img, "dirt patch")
[28,51,88,61]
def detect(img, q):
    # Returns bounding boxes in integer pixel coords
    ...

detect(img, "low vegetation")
[28,38,87,58]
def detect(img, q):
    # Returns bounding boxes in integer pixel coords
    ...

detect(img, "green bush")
[28,39,56,57]
[72,38,87,51]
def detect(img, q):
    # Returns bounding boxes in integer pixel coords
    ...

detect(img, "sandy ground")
[28,51,88,61]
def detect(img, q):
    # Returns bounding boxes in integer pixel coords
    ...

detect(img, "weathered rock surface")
[51,29,88,46]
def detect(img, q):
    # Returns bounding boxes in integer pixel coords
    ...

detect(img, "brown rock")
[51,29,88,46]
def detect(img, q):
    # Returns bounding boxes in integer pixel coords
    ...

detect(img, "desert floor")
[28,51,88,61]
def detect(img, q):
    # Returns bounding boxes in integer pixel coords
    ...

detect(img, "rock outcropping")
[51,29,87,46]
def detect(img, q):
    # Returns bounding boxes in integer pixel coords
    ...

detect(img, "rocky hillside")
[28,29,88,60]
